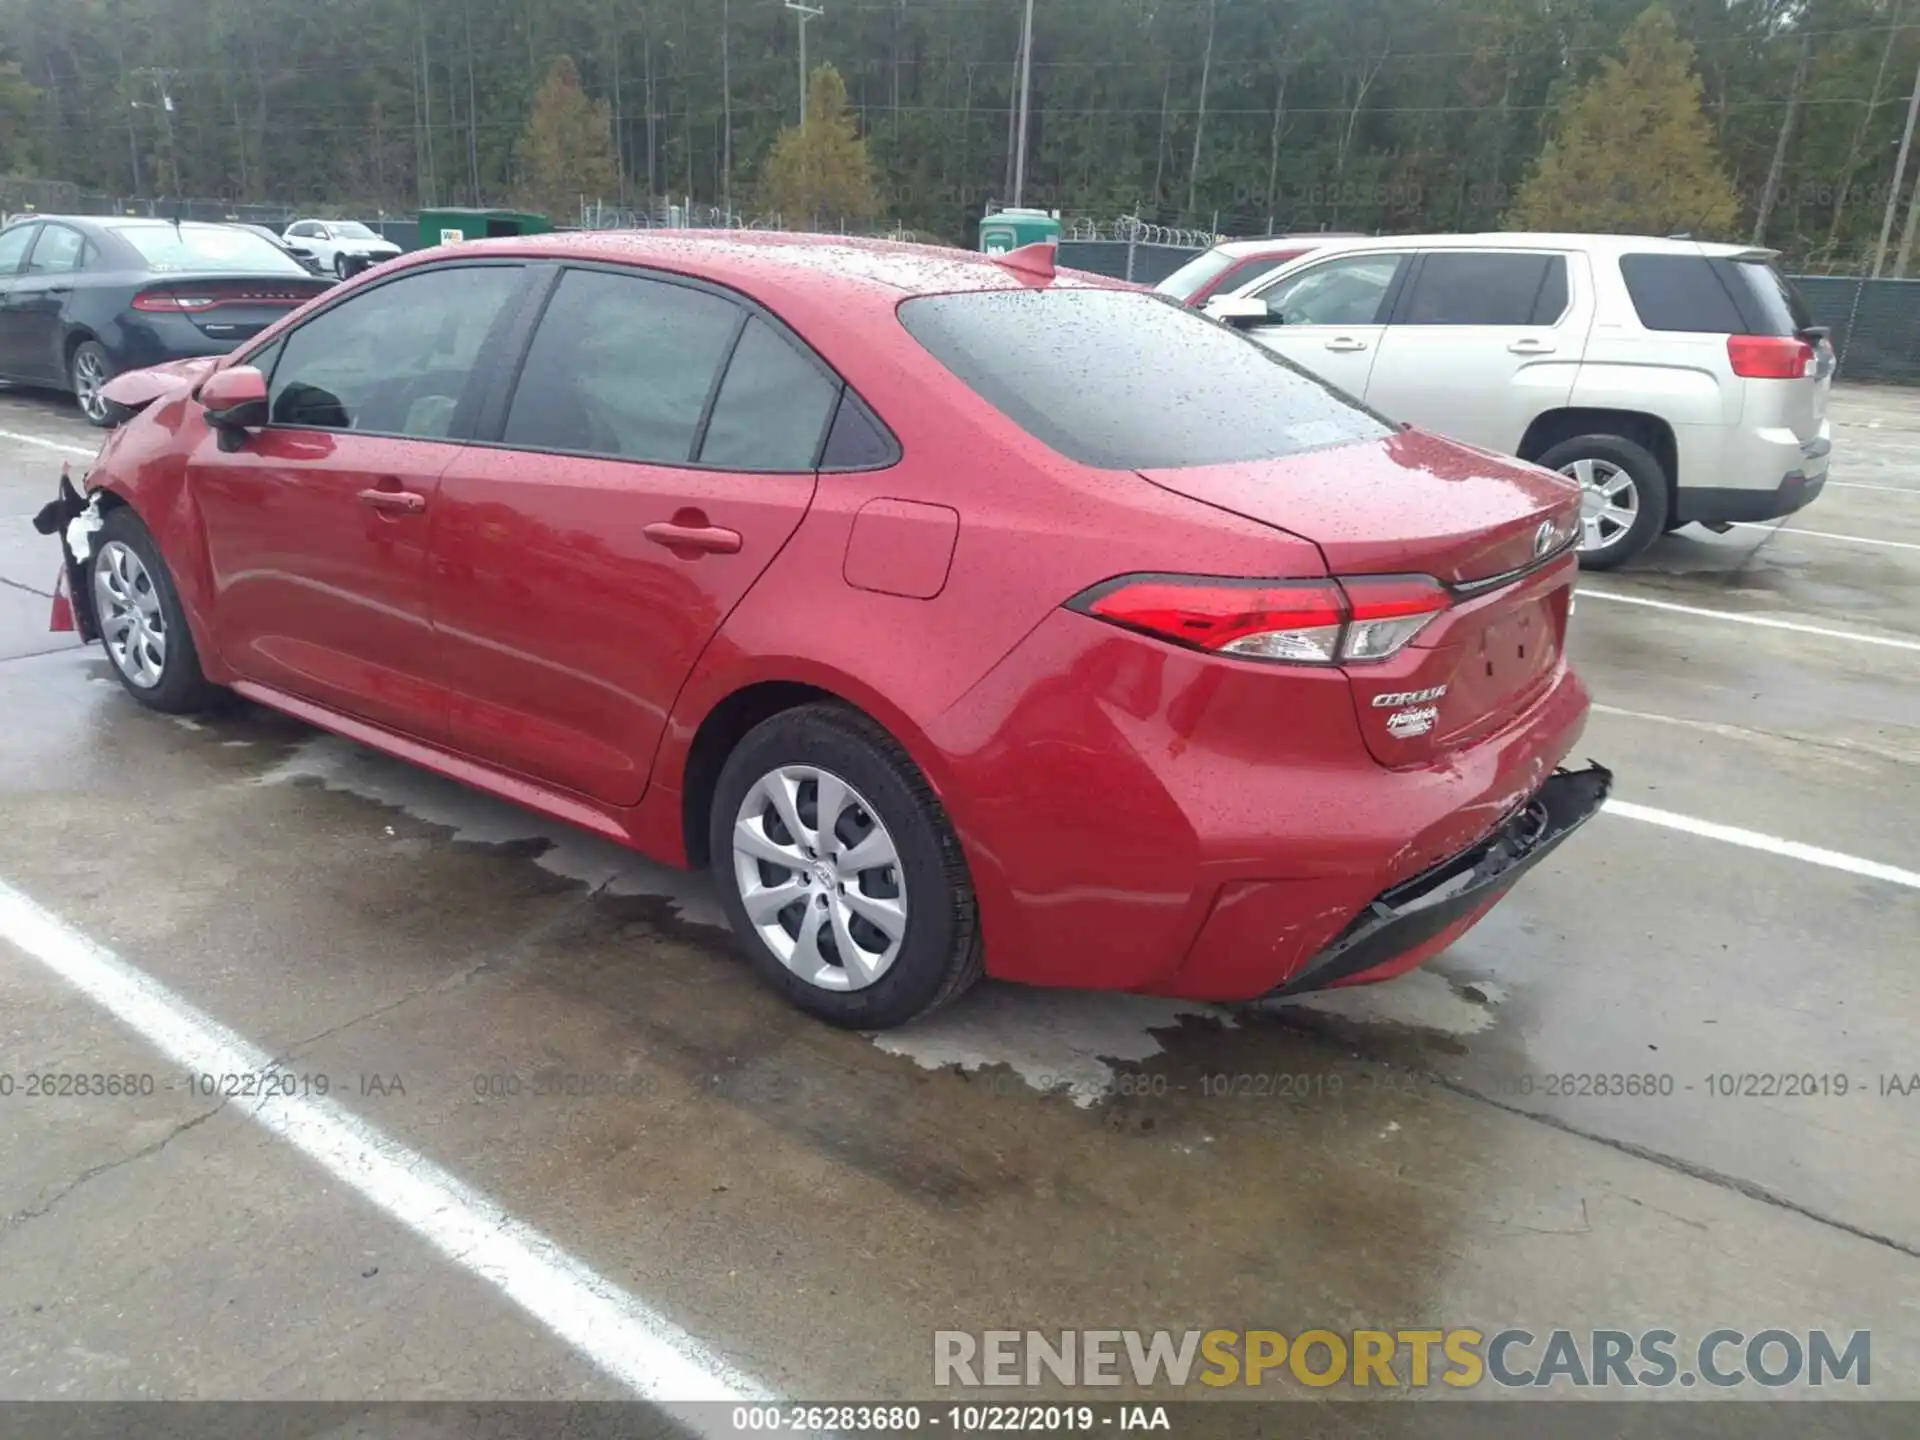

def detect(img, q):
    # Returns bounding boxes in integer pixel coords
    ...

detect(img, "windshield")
[1153,248,1242,302]
[113,223,311,276]
[900,288,1392,470]
[332,222,380,240]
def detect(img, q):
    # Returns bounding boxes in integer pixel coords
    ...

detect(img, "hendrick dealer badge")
[1385,704,1439,740]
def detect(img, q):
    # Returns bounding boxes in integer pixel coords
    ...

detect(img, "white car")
[281,219,403,279]
[1203,232,1834,568]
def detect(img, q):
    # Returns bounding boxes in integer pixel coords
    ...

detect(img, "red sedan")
[38,233,1609,1028]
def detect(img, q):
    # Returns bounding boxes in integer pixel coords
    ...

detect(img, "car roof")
[1210,234,1360,259]
[405,229,1134,303]
[1255,231,1777,261]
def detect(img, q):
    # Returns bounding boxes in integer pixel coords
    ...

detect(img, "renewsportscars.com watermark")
[933,1328,1872,1391]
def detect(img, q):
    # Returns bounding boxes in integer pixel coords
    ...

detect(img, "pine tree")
[1507,6,1741,237]
[758,65,879,226]
[516,56,618,223]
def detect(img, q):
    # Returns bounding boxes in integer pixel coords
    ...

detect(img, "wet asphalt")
[0,383,1915,1409]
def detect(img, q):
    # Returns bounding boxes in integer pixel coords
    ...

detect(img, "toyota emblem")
[1533,520,1558,557]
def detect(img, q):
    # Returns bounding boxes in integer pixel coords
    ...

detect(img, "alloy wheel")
[92,539,168,689]
[72,348,110,423]
[1560,457,1639,553]
[731,764,908,992]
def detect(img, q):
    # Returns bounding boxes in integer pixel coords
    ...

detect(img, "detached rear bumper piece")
[1269,763,1612,997]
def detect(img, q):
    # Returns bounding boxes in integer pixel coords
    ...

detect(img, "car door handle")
[1508,338,1556,354]
[1324,336,1368,352]
[644,519,742,555]
[357,487,427,515]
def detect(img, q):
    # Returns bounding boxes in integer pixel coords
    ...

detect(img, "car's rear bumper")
[1266,763,1612,996]
[1679,418,1831,524]
[932,606,1595,1000]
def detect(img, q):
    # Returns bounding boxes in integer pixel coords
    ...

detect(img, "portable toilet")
[420,208,553,249]
[979,207,1061,255]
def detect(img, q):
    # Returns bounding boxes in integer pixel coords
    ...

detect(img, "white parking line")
[1729,522,1920,552]
[0,427,95,458]
[1606,801,1920,891]
[0,878,769,1409]
[1577,588,1920,652]
[1828,481,1920,494]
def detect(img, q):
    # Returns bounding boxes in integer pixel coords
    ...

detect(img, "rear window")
[112,223,311,276]
[1725,259,1814,335]
[1620,253,1812,336]
[899,288,1393,470]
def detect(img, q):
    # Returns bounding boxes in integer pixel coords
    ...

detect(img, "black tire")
[709,703,984,1029]
[70,340,116,428]
[1536,433,1669,571]
[333,252,351,279]
[88,506,228,714]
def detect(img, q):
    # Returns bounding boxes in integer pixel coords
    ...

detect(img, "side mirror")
[199,365,269,450]
[1204,296,1275,330]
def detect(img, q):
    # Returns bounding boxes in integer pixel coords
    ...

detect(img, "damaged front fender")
[32,465,102,642]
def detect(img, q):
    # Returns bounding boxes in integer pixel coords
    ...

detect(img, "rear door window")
[697,316,841,471]
[899,287,1392,470]
[25,224,87,275]
[1396,252,1566,325]
[501,268,743,463]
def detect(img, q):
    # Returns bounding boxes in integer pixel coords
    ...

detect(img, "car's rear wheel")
[70,341,115,428]
[89,507,227,714]
[710,704,983,1029]
[1539,434,1668,570]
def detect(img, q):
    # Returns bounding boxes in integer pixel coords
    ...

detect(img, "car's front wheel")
[70,340,116,428]
[89,506,228,713]
[333,253,352,280]
[1538,433,1669,570]
[709,704,983,1029]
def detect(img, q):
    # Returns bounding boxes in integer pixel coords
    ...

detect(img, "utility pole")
[786,1,823,131]
[1871,52,1920,277]
[721,0,732,217]
[132,68,179,196]
[1011,0,1035,207]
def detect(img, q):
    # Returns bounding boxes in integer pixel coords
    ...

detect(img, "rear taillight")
[132,292,217,312]
[1727,334,1815,379]
[1071,574,1449,665]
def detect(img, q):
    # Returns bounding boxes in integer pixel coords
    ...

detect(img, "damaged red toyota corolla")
[37,233,1610,1028]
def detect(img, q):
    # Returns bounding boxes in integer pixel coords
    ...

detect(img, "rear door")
[1362,248,1589,453]
[431,265,834,804]
[189,261,529,736]
[10,223,89,384]
[1241,250,1412,400]
[0,223,40,377]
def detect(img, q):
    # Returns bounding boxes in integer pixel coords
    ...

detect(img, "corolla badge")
[1371,685,1448,708]
[1385,705,1439,740]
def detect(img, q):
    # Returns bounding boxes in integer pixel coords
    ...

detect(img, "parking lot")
[0,380,1915,1412]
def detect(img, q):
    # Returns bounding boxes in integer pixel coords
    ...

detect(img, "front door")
[431,266,835,805]
[1362,249,1591,453]
[188,262,528,736]
[1242,251,1412,402]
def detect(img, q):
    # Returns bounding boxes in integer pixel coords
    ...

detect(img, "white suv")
[1203,233,1835,568]
[282,219,403,279]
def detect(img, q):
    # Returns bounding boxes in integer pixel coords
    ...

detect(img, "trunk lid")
[1138,430,1583,766]
[136,275,330,343]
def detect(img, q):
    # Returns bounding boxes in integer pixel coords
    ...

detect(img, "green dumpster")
[979,207,1061,255]
[420,208,553,249]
